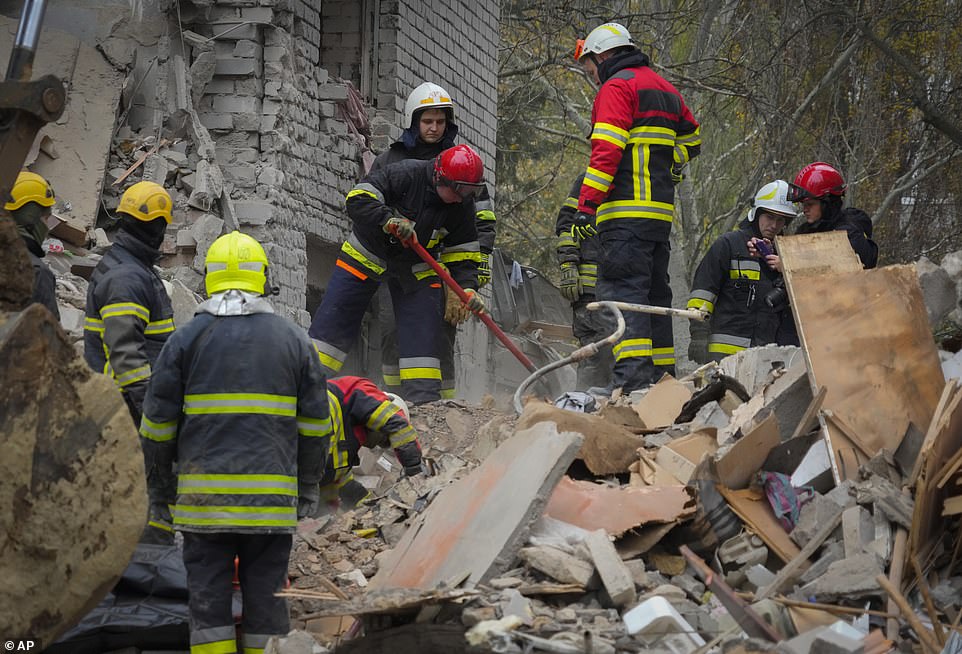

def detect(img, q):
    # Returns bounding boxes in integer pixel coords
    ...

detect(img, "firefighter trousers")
[182,531,293,654]
[595,233,674,392]
[377,284,457,399]
[309,264,443,404]
[571,297,617,390]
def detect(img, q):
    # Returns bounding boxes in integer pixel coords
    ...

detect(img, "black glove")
[559,262,582,303]
[671,163,685,184]
[123,380,148,424]
[688,317,711,364]
[571,212,597,241]
[396,441,422,475]
[297,481,320,519]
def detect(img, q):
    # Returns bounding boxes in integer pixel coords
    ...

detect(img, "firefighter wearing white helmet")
[369,80,498,401]
[686,180,796,363]
[571,20,701,393]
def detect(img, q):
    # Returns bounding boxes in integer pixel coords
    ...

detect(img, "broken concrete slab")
[719,345,804,397]
[762,357,813,442]
[544,476,694,536]
[798,540,846,585]
[518,546,593,587]
[369,423,583,589]
[853,476,913,530]
[916,256,958,326]
[798,553,884,601]
[0,305,147,644]
[791,493,845,548]
[516,401,644,475]
[584,529,636,607]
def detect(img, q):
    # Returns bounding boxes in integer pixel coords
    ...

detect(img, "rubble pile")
[271,235,962,654]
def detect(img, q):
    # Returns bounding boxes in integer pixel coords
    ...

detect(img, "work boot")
[339,479,372,509]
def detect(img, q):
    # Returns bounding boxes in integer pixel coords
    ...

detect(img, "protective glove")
[444,285,471,325]
[462,288,486,315]
[688,317,711,364]
[671,163,685,185]
[559,262,582,303]
[383,213,416,241]
[297,481,321,519]
[141,502,175,545]
[477,252,491,287]
[396,441,423,476]
[571,212,597,241]
[123,380,147,424]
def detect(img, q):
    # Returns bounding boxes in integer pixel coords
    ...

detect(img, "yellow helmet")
[204,231,269,296]
[117,181,173,223]
[5,171,55,210]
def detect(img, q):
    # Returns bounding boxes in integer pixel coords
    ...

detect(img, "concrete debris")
[519,546,594,587]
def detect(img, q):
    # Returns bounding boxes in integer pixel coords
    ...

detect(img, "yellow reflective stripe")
[116,364,151,387]
[145,318,175,335]
[557,234,578,248]
[183,393,297,416]
[440,388,456,400]
[389,424,417,448]
[326,389,350,469]
[591,122,629,148]
[413,267,439,280]
[652,347,675,366]
[84,316,105,333]
[586,166,614,183]
[178,473,298,496]
[172,504,297,527]
[399,367,442,381]
[346,188,378,201]
[476,209,496,222]
[687,298,715,314]
[613,338,653,360]
[709,342,747,355]
[101,302,150,322]
[367,400,398,431]
[317,350,344,372]
[439,251,482,264]
[730,269,760,280]
[191,640,237,654]
[140,416,178,442]
[584,177,609,192]
[563,196,578,209]
[341,240,385,275]
[627,125,677,147]
[676,127,702,146]
[298,414,332,437]
[383,373,401,386]
[148,519,174,533]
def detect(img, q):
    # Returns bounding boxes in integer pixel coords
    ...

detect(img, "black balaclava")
[119,215,167,250]
[12,202,51,248]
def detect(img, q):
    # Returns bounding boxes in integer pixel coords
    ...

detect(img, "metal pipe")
[588,300,709,322]
[6,0,48,81]
[513,302,625,414]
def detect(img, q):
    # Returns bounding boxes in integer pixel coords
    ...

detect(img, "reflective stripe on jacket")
[140,310,331,534]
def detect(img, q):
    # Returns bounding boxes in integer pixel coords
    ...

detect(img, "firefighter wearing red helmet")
[371,83,498,400]
[308,144,485,404]
[788,162,878,268]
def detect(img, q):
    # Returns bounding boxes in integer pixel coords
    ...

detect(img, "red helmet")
[788,162,846,202]
[434,144,485,198]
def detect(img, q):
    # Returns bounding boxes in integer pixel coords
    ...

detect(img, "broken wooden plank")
[756,507,843,601]
[716,413,780,490]
[717,485,802,564]
[544,476,694,536]
[912,558,947,646]
[585,529,636,607]
[369,423,583,590]
[942,496,962,516]
[776,231,862,278]
[876,574,942,654]
[290,587,480,619]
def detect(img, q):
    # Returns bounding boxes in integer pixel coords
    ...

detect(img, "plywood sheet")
[716,413,780,490]
[779,234,945,482]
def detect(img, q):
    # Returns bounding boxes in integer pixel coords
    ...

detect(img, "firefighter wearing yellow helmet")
[140,230,332,653]
[5,170,59,318]
[83,180,176,431]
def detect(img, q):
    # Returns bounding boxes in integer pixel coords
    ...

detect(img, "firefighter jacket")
[371,126,497,256]
[324,376,422,482]
[83,229,175,403]
[579,50,701,242]
[139,290,332,534]
[343,158,480,292]
[555,174,599,298]
[795,206,878,269]
[686,220,787,357]
[23,236,59,320]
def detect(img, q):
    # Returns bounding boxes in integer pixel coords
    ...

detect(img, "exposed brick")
[213,95,261,114]
[198,112,234,130]
[214,57,257,77]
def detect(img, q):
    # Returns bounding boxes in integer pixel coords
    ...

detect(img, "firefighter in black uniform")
[5,171,59,318]
[318,376,423,511]
[373,82,497,399]
[687,180,798,363]
[307,144,485,405]
[555,173,614,389]
[83,180,175,424]
[140,231,332,654]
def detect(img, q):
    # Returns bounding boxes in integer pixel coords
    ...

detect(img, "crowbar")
[403,235,538,373]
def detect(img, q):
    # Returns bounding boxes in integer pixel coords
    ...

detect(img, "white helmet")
[403,82,455,129]
[577,22,634,60]
[747,180,797,223]
[385,392,410,420]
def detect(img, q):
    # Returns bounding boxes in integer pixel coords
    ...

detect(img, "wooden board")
[716,413,780,490]
[779,236,945,483]
[717,485,802,564]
